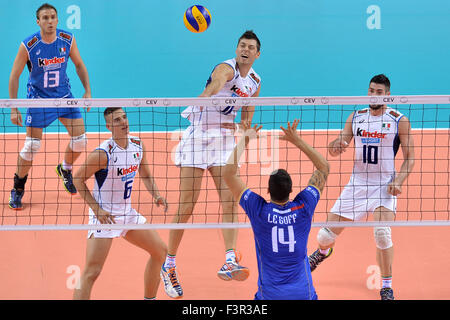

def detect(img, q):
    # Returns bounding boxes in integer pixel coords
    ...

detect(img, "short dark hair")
[370,74,390,91]
[238,30,261,52]
[103,107,123,119]
[268,169,292,202]
[36,3,57,20]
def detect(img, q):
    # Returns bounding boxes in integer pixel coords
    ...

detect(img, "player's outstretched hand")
[279,119,301,145]
[155,196,168,213]
[241,120,262,143]
[10,109,23,127]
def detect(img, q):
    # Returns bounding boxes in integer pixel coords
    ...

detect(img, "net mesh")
[0,95,449,230]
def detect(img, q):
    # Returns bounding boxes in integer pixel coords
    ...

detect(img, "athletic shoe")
[308,247,333,272]
[380,287,395,300]
[56,164,77,195]
[160,266,183,299]
[217,261,250,281]
[8,188,24,210]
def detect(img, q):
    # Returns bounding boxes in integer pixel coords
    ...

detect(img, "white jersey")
[351,107,404,185]
[92,136,143,215]
[181,58,261,129]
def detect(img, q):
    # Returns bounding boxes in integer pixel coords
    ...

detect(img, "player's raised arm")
[239,84,261,130]
[280,120,330,194]
[138,141,168,212]
[223,121,262,201]
[199,63,235,97]
[73,149,115,224]
[328,112,354,157]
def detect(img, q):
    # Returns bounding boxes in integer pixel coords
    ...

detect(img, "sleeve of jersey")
[293,186,321,218]
[239,188,265,220]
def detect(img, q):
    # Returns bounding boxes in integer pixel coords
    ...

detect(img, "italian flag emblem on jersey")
[133,152,140,159]
[382,123,391,130]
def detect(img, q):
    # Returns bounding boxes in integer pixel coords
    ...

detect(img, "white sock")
[319,248,330,256]
[62,160,72,171]
[382,277,392,289]
[164,254,176,268]
[226,249,236,262]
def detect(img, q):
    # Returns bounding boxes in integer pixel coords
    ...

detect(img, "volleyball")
[183,5,211,33]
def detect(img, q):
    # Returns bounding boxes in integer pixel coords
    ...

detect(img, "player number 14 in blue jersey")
[272,226,296,253]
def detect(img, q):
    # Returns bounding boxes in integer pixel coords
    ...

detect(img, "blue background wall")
[1,0,449,132]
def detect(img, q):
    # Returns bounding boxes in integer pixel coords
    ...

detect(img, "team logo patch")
[59,32,72,41]
[250,72,260,84]
[27,36,38,48]
[389,110,400,118]
[130,138,141,146]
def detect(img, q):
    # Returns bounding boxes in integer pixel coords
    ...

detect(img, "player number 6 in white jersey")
[272,226,296,253]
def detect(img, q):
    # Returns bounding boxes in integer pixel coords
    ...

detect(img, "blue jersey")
[239,185,321,300]
[22,29,73,99]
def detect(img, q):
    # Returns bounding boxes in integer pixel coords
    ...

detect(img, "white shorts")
[175,126,235,169]
[330,177,397,221]
[87,208,147,239]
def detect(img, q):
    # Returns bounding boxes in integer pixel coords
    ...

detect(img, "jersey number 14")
[272,226,296,253]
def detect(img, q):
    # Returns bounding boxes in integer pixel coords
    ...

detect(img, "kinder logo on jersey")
[230,85,249,97]
[38,56,66,67]
[117,164,138,176]
[356,128,387,139]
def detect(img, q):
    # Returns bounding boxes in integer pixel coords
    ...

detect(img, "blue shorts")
[25,107,83,128]
[254,289,318,300]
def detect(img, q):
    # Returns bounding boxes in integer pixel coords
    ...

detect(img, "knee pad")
[317,227,337,247]
[374,227,393,250]
[69,133,87,152]
[20,137,41,161]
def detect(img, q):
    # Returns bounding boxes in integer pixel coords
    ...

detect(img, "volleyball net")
[0,95,449,230]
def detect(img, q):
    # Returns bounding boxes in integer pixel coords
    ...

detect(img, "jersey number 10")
[272,226,296,253]
[363,145,378,164]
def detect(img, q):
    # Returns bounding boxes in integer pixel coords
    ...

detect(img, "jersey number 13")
[43,71,60,88]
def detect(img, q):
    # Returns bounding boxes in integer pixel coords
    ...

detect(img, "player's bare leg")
[73,237,112,300]
[210,165,249,281]
[168,167,204,255]
[57,117,87,194]
[161,166,203,299]
[9,127,43,210]
[373,207,395,300]
[125,229,167,299]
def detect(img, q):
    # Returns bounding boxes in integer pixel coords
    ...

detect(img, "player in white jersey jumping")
[161,30,261,299]
[72,107,168,300]
[308,74,415,300]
